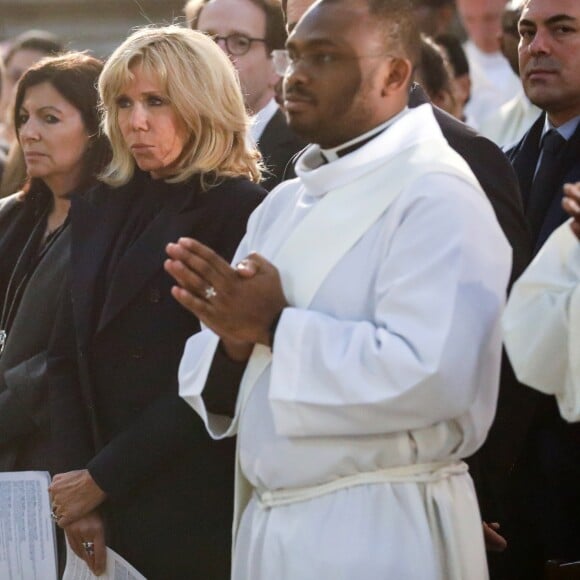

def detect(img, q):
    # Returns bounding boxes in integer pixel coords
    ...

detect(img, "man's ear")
[381,58,414,97]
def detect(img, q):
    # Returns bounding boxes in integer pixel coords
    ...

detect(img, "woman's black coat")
[0,191,70,472]
[49,171,264,579]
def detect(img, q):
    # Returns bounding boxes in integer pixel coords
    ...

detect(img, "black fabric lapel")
[95,178,203,334]
[70,180,136,347]
[259,109,286,153]
[510,114,544,207]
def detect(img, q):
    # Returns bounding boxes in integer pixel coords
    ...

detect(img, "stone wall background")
[0,0,188,58]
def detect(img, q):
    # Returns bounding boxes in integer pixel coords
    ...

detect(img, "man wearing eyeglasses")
[169,0,511,578]
[185,0,305,190]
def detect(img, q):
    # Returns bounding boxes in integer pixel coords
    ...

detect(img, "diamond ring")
[82,541,95,556]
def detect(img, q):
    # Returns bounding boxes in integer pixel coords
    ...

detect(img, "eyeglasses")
[271,49,393,76]
[209,33,267,56]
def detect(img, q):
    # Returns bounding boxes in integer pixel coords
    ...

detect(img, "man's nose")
[527,28,551,56]
[284,59,309,90]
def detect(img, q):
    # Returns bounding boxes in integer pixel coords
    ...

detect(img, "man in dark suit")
[499,0,580,577]
[507,0,580,254]
[186,0,305,190]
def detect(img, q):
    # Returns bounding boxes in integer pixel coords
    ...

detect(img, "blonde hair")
[98,25,261,187]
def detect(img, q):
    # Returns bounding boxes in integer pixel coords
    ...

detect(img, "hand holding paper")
[63,510,107,576]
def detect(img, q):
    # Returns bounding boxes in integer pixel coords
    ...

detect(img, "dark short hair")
[435,32,469,77]
[321,0,421,66]
[416,34,453,98]
[4,30,63,66]
[188,0,287,52]
[14,52,111,193]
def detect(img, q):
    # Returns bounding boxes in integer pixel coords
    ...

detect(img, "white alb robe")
[504,220,580,422]
[462,41,521,129]
[479,87,541,149]
[179,104,511,580]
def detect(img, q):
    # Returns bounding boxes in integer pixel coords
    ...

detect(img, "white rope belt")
[256,460,468,509]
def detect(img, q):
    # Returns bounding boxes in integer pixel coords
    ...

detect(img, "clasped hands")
[165,238,288,361]
[49,469,107,575]
[563,181,580,240]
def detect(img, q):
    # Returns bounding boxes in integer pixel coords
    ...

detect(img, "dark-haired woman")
[0,52,110,472]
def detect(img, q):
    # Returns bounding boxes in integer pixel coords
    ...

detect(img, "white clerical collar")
[320,108,409,162]
[250,98,279,144]
[542,114,580,143]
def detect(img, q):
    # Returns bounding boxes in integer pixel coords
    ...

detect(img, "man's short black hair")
[319,0,421,66]
[416,34,454,99]
[435,32,469,77]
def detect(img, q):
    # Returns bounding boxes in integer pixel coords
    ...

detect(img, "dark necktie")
[526,129,566,243]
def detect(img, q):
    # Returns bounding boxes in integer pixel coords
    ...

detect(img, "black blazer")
[507,113,580,253]
[49,172,264,580]
[259,108,306,191]
[0,193,70,471]
[409,84,532,282]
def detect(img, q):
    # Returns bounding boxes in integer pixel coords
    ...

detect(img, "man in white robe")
[455,0,522,129]
[165,1,511,578]
[504,183,580,421]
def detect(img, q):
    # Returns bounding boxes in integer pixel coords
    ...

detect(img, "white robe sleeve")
[503,220,580,422]
[178,329,230,437]
[269,174,511,437]
[177,194,273,438]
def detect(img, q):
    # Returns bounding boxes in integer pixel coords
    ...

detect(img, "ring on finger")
[50,508,60,522]
[82,541,95,556]
[204,285,217,300]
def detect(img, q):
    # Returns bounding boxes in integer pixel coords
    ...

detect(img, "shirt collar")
[542,114,580,143]
[320,108,409,162]
[250,98,279,143]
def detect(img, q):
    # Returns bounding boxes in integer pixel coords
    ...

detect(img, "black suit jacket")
[259,108,306,191]
[49,172,264,579]
[507,113,580,253]
[409,85,532,283]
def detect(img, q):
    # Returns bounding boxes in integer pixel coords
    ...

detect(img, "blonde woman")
[48,26,265,578]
